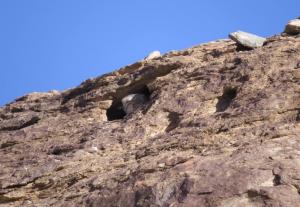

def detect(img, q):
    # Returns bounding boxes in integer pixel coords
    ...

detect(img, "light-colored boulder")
[229,31,266,48]
[284,19,300,35]
[144,51,161,60]
[121,94,147,114]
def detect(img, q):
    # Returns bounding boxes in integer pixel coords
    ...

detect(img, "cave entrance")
[216,87,237,112]
[106,85,151,121]
[106,101,126,121]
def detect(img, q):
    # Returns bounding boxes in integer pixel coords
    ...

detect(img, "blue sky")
[0,0,299,106]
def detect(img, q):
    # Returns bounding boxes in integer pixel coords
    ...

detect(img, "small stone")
[121,94,147,114]
[284,19,300,35]
[144,51,161,60]
[229,31,266,48]
[33,178,54,190]
[91,146,98,152]
[86,146,99,153]
[50,144,75,155]
[158,163,165,168]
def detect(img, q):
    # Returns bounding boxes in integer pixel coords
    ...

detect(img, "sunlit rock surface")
[0,33,300,207]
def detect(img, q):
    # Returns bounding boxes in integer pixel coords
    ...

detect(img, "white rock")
[86,146,99,153]
[144,51,161,60]
[121,94,147,114]
[158,163,165,168]
[91,146,98,152]
[229,31,266,48]
[284,19,300,35]
[49,90,59,94]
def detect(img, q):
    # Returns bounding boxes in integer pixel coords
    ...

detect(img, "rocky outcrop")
[144,51,161,61]
[229,31,266,49]
[0,28,300,206]
[284,19,300,35]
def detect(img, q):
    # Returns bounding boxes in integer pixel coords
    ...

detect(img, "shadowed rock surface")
[0,33,300,207]
[284,19,300,35]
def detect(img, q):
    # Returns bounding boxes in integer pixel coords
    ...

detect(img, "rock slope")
[0,32,300,207]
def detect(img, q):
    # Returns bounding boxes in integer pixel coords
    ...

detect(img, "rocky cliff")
[0,28,300,207]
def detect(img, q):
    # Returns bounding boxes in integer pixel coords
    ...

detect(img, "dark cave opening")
[106,85,151,121]
[106,101,127,121]
[216,87,237,112]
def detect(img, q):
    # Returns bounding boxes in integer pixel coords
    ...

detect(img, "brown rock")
[284,19,300,35]
[0,33,300,207]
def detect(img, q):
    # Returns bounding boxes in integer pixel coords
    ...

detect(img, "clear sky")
[0,0,299,106]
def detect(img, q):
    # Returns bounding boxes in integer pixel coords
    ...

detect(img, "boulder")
[121,93,147,114]
[284,19,300,35]
[144,50,161,60]
[229,31,266,48]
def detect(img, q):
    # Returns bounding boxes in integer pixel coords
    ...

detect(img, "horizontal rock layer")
[0,34,300,207]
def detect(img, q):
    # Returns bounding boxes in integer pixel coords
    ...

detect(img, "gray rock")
[144,51,161,60]
[121,94,147,114]
[229,31,266,48]
[284,19,300,35]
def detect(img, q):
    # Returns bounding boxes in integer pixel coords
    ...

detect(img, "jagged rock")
[1,31,300,207]
[144,50,161,60]
[229,31,266,48]
[284,19,300,35]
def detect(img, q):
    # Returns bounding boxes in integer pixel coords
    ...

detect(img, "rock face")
[0,33,300,207]
[284,19,300,35]
[229,31,266,48]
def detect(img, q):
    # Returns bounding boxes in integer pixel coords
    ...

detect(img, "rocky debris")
[1,25,300,206]
[144,50,161,60]
[284,19,300,35]
[121,93,148,114]
[229,31,266,48]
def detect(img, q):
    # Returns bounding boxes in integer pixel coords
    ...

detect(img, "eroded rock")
[0,29,300,207]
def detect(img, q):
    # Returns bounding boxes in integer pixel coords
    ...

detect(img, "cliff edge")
[0,26,300,206]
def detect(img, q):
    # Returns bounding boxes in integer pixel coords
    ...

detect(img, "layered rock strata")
[0,32,300,207]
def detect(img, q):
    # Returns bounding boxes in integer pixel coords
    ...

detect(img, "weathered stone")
[284,19,300,35]
[144,50,161,60]
[0,113,40,131]
[1,31,300,207]
[229,31,266,48]
[121,93,147,114]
